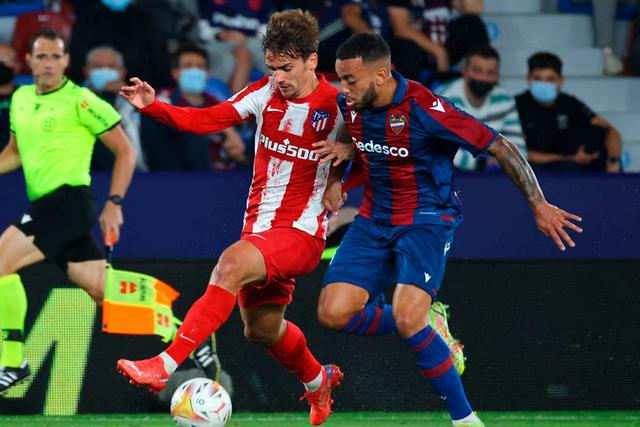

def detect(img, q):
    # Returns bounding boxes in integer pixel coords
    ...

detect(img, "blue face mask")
[179,68,207,95]
[101,0,131,12]
[89,67,119,92]
[530,81,558,104]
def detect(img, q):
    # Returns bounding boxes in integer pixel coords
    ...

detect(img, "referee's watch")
[108,194,124,206]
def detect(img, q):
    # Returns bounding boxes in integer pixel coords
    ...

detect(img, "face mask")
[467,78,495,99]
[530,81,558,104]
[179,68,207,94]
[0,63,14,86]
[101,0,131,12]
[89,67,119,91]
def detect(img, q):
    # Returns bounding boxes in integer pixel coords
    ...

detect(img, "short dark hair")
[29,28,67,54]
[336,33,391,63]
[172,44,209,69]
[466,45,500,64]
[528,52,563,76]
[262,9,319,60]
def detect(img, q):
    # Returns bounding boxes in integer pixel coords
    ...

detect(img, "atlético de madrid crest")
[310,109,330,132]
[389,113,406,134]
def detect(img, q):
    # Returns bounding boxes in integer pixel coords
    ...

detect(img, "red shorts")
[238,227,325,308]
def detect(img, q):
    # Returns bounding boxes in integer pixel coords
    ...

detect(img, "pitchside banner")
[0,260,638,415]
[2,171,639,260]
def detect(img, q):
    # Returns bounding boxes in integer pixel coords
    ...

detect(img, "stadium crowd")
[0,0,637,173]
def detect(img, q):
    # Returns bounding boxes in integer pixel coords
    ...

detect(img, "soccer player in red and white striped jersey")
[116,10,344,425]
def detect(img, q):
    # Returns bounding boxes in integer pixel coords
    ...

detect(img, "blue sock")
[405,325,472,420]
[339,304,396,336]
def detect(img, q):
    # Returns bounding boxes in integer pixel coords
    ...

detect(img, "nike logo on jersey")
[350,111,357,123]
[429,98,445,113]
[267,106,284,113]
[424,273,432,283]
[444,241,451,255]
[20,214,32,224]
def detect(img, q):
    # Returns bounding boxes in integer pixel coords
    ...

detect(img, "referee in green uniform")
[0,29,136,392]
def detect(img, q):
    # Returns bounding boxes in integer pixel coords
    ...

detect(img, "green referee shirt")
[9,78,121,201]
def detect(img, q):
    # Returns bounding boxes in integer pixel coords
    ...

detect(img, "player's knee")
[0,252,18,276]
[243,324,278,346]
[393,308,425,337]
[317,304,351,331]
[0,262,14,277]
[211,256,245,291]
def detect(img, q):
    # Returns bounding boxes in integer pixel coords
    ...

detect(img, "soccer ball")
[170,378,232,427]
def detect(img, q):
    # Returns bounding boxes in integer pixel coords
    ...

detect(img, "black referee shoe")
[0,360,31,394]
[191,335,221,382]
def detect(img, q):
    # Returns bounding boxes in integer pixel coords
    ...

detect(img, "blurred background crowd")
[0,0,638,173]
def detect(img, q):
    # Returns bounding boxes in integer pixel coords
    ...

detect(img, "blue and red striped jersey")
[341,71,498,226]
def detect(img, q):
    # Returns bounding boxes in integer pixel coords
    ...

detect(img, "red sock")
[165,285,236,365]
[266,321,322,383]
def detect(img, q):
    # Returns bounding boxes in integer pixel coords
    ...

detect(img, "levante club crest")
[389,114,406,134]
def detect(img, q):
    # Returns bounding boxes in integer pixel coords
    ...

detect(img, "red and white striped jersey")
[231,75,341,238]
[141,74,341,239]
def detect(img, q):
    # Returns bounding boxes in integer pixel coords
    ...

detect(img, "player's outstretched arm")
[120,77,240,135]
[98,125,137,245]
[0,133,21,174]
[489,134,583,251]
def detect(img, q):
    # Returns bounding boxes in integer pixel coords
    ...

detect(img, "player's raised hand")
[533,202,583,251]
[323,177,347,215]
[313,140,355,167]
[119,77,155,110]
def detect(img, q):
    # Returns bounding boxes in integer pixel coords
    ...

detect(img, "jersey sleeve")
[9,89,19,134]
[77,88,122,136]
[227,75,274,119]
[414,94,499,157]
[9,86,31,134]
[141,76,274,134]
[141,98,242,135]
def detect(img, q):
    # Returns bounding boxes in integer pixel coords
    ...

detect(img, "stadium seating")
[484,0,640,171]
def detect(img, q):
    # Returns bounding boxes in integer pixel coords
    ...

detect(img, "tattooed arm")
[488,135,583,251]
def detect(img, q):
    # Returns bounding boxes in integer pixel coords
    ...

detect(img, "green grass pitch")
[1,412,640,426]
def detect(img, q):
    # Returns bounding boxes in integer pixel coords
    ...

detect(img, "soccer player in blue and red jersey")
[313,33,583,427]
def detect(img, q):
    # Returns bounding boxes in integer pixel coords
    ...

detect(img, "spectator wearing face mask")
[83,45,148,171]
[0,44,17,152]
[69,0,171,88]
[142,45,248,171]
[516,52,623,173]
[437,45,525,171]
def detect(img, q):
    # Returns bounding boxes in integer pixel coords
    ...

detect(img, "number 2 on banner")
[120,281,137,294]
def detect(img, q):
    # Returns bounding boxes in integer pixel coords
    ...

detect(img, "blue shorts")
[322,215,456,301]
